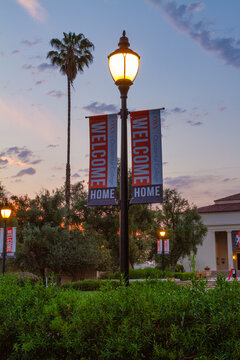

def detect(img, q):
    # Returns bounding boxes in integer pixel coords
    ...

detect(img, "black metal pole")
[2,219,7,274]
[119,84,130,286]
[162,238,165,271]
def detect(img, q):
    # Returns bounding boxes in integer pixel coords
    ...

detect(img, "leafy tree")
[47,32,94,223]
[48,229,111,280]
[155,188,207,271]
[11,189,65,242]
[15,224,57,283]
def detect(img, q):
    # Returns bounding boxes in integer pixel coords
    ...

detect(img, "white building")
[181,193,240,273]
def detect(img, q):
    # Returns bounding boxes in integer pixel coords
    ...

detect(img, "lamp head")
[1,208,11,219]
[108,31,140,86]
[160,230,166,237]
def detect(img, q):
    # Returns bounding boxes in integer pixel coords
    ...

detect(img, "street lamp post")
[160,230,166,271]
[108,31,140,285]
[1,208,11,274]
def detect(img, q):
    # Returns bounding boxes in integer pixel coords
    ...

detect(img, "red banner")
[88,114,118,205]
[130,109,163,204]
[0,227,16,258]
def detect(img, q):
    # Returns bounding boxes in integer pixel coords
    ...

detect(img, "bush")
[61,279,120,291]
[1,275,240,359]
[174,272,194,281]
[101,268,194,281]
[175,263,185,272]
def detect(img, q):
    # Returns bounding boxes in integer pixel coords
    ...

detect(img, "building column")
[227,231,233,270]
[210,230,217,271]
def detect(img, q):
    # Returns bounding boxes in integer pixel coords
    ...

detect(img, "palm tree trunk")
[65,76,71,225]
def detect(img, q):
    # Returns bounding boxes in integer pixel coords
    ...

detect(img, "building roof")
[214,193,240,203]
[198,193,240,213]
[198,203,240,213]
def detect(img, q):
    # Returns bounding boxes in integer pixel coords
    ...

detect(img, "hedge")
[1,275,240,359]
[100,267,194,281]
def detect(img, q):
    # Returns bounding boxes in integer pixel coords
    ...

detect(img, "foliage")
[48,228,111,278]
[175,263,185,272]
[47,32,94,221]
[15,224,111,281]
[155,188,208,271]
[1,276,240,359]
[61,279,120,291]
[100,267,194,281]
[189,252,197,273]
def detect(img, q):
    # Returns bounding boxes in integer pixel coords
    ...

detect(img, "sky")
[1,0,240,207]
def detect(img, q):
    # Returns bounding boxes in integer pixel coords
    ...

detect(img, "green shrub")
[175,263,185,272]
[174,272,194,281]
[61,279,121,291]
[2,274,240,359]
[101,268,193,281]
[101,267,173,280]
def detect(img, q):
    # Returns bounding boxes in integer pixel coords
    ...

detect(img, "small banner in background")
[130,109,163,204]
[157,239,169,254]
[232,231,240,250]
[0,227,17,258]
[88,114,118,205]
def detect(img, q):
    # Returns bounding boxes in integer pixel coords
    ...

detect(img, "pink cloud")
[15,0,47,22]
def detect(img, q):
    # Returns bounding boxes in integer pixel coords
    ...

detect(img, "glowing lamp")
[1,208,11,219]
[108,31,140,86]
[233,254,237,261]
[160,230,166,238]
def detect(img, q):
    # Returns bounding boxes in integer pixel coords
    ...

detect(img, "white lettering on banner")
[91,122,106,133]
[90,120,107,188]
[7,228,13,253]
[133,185,161,198]
[92,150,106,158]
[90,189,115,200]
[132,117,151,186]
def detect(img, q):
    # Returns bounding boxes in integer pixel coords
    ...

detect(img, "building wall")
[180,211,240,272]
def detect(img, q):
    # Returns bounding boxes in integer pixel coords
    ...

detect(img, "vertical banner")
[157,239,169,254]
[88,114,118,205]
[232,231,240,250]
[0,227,16,258]
[130,109,163,204]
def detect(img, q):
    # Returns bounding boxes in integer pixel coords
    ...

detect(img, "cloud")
[11,50,20,55]
[164,175,217,188]
[0,146,41,167]
[78,168,89,173]
[15,0,47,22]
[22,64,34,70]
[222,177,237,182]
[162,106,187,119]
[72,173,80,178]
[0,98,63,142]
[187,120,203,126]
[0,159,8,165]
[30,159,42,165]
[47,144,59,148]
[37,63,57,72]
[21,39,41,47]
[147,0,240,69]
[47,90,66,99]
[14,167,36,177]
[83,101,118,114]
[35,80,46,85]
[171,107,187,114]
[220,106,227,112]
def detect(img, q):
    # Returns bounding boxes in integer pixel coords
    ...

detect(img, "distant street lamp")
[1,207,11,274]
[160,230,166,271]
[108,31,140,285]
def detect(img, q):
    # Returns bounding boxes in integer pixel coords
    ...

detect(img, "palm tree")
[47,32,94,225]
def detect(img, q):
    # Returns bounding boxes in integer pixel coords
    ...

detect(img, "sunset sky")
[1,0,240,207]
